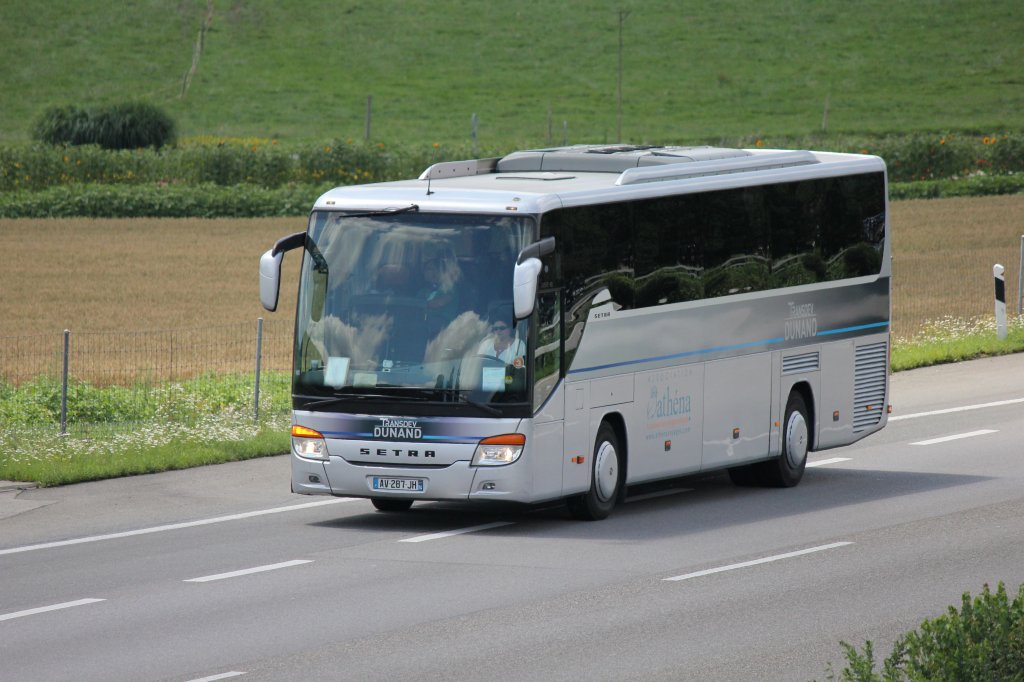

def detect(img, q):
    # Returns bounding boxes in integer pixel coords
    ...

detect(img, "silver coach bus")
[260,145,890,520]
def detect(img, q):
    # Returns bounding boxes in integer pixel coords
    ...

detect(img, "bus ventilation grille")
[853,341,888,432]
[783,351,820,375]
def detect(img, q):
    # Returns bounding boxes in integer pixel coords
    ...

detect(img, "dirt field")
[2,195,1022,379]
[0,217,304,382]
[890,194,1024,339]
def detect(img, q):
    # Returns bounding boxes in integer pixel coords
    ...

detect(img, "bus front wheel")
[567,422,622,521]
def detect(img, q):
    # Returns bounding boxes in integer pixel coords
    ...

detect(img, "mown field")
[2,194,1022,378]
[1,1,1021,145]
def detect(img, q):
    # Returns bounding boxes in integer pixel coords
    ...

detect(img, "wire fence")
[0,319,292,435]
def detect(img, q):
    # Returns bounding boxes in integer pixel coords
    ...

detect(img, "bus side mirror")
[260,231,307,312]
[260,249,284,311]
[513,237,555,320]
[513,258,543,320]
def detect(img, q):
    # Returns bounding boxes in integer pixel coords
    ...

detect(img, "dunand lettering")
[785,302,818,341]
[373,426,423,439]
[374,417,422,440]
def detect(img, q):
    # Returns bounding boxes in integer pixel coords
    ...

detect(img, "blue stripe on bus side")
[567,320,889,375]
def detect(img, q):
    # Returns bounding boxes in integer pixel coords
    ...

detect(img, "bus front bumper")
[291,452,535,503]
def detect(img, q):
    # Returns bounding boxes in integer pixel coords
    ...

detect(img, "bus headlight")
[472,434,525,466]
[292,425,328,461]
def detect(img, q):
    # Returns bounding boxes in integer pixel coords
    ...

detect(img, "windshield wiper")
[342,204,419,218]
[298,388,502,417]
[453,394,502,417]
[298,390,430,410]
[378,386,502,416]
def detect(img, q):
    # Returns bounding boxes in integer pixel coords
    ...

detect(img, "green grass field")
[1,1,1021,146]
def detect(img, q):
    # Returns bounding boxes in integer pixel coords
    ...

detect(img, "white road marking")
[663,542,853,582]
[0,598,105,622]
[806,457,851,468]
[185,559,313,583]
[0,498,355,557]
[399,521,514,543]
[626,487,693,503]
[911,429,998,446]
[890,397,1024,421]
[186,673,246,682]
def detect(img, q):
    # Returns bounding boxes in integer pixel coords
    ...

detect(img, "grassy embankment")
[0,1,1021,145]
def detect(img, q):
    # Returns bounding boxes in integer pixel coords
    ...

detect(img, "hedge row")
[733,132,1024,182]
[3,174,1022,219]
[2,133,1023,194]
[0,139,482,193]
[0,183,316,218]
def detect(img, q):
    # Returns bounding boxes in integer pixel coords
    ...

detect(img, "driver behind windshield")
[477,305,525,366]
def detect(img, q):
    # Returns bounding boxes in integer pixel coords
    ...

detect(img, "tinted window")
[542,171,885,312]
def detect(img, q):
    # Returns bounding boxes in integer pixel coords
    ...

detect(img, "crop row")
[1,133,1023,195]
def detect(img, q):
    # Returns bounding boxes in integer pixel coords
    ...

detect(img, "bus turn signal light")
[472,434,525,466]
[291,425,327,461]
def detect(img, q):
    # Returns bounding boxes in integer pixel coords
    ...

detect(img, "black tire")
[759,391,810,487]
[371,498,414,512]
[567,422,622,521]
[728,392,810,488]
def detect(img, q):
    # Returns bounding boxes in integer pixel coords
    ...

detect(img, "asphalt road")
[2,354,1023,681]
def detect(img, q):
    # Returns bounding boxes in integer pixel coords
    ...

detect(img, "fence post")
[1018,235,1023,315]
[994,264,1007,340]
[250,317,262,421]
[254,317,263,423]
[365,95,372,141]
[61,329,70,436]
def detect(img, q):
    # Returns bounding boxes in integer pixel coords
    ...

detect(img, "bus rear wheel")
[371,498,414,512]
[567,422,622,521]
[761,391,810,487]
[728,391,809,488]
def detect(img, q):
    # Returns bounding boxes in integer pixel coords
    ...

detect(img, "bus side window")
[533,290,562,410]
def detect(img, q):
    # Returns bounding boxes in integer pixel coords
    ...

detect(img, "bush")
[32,102,175,150]
[31,105,92,147]
[829,582,1024,681]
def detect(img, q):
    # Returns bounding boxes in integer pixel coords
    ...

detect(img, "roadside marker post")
[994,264,1007,340]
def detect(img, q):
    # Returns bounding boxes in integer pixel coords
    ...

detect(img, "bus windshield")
[293,210,536,407]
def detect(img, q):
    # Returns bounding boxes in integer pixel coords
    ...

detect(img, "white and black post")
[994,263,1007,340]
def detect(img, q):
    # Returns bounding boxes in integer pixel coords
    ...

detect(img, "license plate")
[372,477,425,492]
